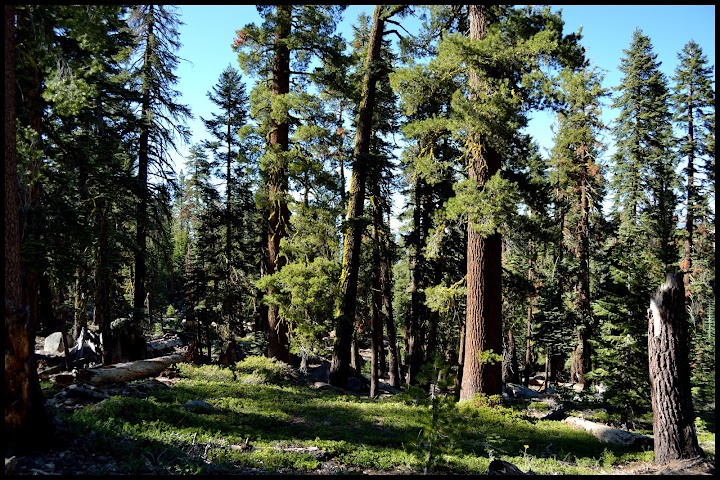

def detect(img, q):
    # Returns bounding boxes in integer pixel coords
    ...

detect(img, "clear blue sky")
[170,4,716,180]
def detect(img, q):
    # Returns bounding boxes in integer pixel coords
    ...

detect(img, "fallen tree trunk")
[147,336,184,353]
[75,353,185,385]
[563,416,653,448]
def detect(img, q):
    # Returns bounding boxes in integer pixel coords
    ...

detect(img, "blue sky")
[170,5,715,189]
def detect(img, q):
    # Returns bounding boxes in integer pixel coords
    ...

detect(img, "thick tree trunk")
[330,5,385,388]
[5,5,52,449]
[573,167,593,385]
[266,4,292,364]
[648,273,704,465]
[460,4,503,400]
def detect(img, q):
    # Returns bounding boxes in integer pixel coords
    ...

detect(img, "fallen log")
[75,353,185,385]
[147,336,184,353]
[563,415,652,448]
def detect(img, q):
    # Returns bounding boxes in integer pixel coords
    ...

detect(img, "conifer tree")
[201,65,253,334]
[234,5,346,363]
[671,41,715,405]
[610,29,678,276]
[550,67,607,385]
[5,4,52,448]
[598,29,678,415]
[128,5,192,360]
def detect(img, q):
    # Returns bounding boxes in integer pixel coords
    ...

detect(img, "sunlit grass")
[60,357,662,474]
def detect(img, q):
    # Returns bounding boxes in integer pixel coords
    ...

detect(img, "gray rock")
[505,383,540,399]
[305,362,330,383]
[44,331,71,353]
[488,459,529,475]
[347,376,365,394]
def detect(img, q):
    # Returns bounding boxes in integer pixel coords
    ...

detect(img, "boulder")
[488,459,531,475]
[44,331,71,353]
[505,383,540,399]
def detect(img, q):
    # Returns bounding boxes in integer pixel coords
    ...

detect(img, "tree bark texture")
[572,162,593,385]
[648,273,704,465]
[266,4,292,364]
[502,329,520,384]
[76,353,185,385]
[460,4,503,400]
[329,5,385,388]
[5,5,52,449]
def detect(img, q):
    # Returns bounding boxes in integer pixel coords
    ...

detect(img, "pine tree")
[128,5,192,360]
[671,40,714,285]
[550,67,608,386]
[234,5,346,363]
[435,5,583,399]
[610,29,678,276]
[201,65,253,335]
[671,40,716,406]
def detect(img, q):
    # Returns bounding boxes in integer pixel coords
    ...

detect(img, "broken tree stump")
[75,353,185,385]
[648,272,705,465]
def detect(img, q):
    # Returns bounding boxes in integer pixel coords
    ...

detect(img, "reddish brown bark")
[648,273,704,465]
[5,5,51,449]
[266,4,292,364]
[571,153,593,386]
[460,4,503,400]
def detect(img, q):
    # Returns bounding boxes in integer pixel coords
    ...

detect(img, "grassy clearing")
[56,357,709,474]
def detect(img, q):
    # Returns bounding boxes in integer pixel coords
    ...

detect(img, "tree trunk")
[16,5,44,355]
[573,164,592,385]
[407,175,432,386]
[329,5,385,388]
[381,207,401,389]
[524,244,534,387]
[131,5,155,362]
[5,5,52,448]
[648,273,704,465]
[502,329,519,385]
[370,185,384,397]
[95,198,114,364]
[266,4,292,364]
[460,4,503,401]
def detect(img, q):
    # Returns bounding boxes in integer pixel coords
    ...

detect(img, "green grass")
[58,357,665,474]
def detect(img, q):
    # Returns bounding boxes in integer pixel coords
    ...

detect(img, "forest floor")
[5,336,716,476]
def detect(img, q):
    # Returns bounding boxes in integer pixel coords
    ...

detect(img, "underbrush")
[61,357,660,474]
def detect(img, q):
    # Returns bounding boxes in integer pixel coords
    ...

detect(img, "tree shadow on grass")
[65,376,651,474]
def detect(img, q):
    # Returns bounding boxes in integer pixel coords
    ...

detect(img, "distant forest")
[5,5,715,445]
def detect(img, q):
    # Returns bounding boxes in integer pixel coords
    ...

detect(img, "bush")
[234,355,292,384]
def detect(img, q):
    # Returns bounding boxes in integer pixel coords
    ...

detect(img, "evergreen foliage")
[6,6,715,452]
